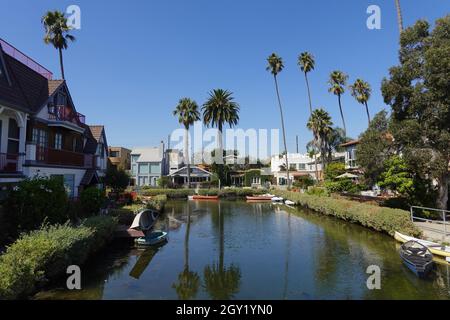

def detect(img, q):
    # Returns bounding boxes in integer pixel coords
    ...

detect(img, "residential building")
[168,165,212,187]
[131,142,165,187]
[271,153,317,185]
[108,146,131,171]
[340,140,360,169]
[0,38,106,197]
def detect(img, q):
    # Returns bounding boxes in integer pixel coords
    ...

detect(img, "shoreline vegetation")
[273,190,421,238]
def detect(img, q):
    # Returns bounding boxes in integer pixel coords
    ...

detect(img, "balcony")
[0,153,24,174]
[48,105,86,125]
[27,145,94,168]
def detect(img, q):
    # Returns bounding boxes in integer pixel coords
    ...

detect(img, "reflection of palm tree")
[172,204,200,299]
[282,212,292,299]
[203,202,241,299]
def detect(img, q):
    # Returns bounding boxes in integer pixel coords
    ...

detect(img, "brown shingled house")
[0,38,108,197]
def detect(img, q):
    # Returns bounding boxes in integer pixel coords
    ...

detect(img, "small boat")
[271,197,284,202]
[135,231,168,246]
[285,200,295,206]
[130,209,159,232]
[246,195,273,201]
[400,240,434,278]
[191,195,219,200]
[394,231,450,258]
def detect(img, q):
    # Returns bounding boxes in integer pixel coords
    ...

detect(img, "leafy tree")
[378,156,414,197]
[174,98,201,187]
[267,53,291,187]
[104,166,130,192]
[349,79,372,125]
[381,16,450,209]
[324,162,346,181]
[356,111,395,187]
[328,70,349,136]
[42,10,76,80]
[157,176,172,188]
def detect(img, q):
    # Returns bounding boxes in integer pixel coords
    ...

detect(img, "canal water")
[35,200,450,300]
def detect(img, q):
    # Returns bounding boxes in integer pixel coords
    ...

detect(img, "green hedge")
[0,216,117,300]
[273,190,421,237]
[146,194,167,212]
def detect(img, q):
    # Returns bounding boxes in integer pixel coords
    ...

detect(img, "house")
[168,165,212,187]
[131,142,165,187]
[108,146,131,171]
[340,139,360,169]
[88,125,108,179]
[270,153,317,185]
[230,168,272,188]
[0,38,106,198]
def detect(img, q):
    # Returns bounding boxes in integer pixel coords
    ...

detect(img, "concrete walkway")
[414,221,450,244]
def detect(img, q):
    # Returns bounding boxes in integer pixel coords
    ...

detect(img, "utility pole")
[296,135,299,154]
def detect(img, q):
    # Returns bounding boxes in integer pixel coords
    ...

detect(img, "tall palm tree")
[42,11,76,80]
[266,53,291,187]
[349,79,372,125]
[307,109,333,171]
[173,98,201,188]
[328,70,348,136]
[298,52,319,181]
[395,0,404,33]
[202,89,240,164]
[298,52,315,114]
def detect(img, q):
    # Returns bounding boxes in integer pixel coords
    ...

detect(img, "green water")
[35,200,450,300]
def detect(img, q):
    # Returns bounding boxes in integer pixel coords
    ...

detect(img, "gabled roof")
[89,125,108,155]
[48,79,64,96]
[169,166,212,176]
[0,43,49,113]
[81,124,97,154]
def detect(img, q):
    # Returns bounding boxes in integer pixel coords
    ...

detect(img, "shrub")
[0,216,117,300]
[325,179,363,194]
[273,190,421,237]
[146,194,167,212]
[293,175,314,189]
[324,162,346,180]
[157,176,173,188]
[3,177,68,237]
[104,167,130,192]
[80,187,106,216]
[305,186,328,197]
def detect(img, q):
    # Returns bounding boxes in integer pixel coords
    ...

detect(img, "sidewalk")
[414,221,450,244]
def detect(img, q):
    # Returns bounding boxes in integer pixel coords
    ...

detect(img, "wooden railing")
[0,153,23,173]
[48,105,85,124]
[36,147,93,168]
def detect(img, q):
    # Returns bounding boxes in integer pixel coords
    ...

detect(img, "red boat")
[246,195,273,201]
[192,195,219,200]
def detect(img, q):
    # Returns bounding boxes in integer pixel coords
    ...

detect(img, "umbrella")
[335,172,359,179]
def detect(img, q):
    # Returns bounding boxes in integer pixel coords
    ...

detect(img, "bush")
[305,186,328,197]
[157,176,173,188]
[273,190,421,237]
[293,176,314,189]
[0,216,117,300]
[146,194,167,212]
[80,188,106,216]
[3,177,68,238]
[325,179,364,194]
[324,162,346,180]
[104,167,130,192]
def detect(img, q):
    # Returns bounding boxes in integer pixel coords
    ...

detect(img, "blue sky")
[0,0,449,153]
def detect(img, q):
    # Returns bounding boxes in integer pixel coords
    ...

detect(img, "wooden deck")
[114,224,145,238]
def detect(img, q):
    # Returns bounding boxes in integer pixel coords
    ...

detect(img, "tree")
[381,16,450,209]
[307,109,333,172]
[174,98,201,188]
[42,10,76,80]
[378,156,414,197]
[356,111,394,187]
[298,52,319,180]
[104,166,130,192]
[349,79,372,125]
[328,71,349,136]
[326,127,348,161]
[202,89,239,164]
[324,162,346,181]
[267,53,291,187]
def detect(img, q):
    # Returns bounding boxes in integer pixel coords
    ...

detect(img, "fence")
[410,205,450,236]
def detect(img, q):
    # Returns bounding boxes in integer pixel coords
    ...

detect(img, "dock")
[114,224,145,238]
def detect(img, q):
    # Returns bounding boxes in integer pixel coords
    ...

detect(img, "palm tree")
[307,109,333,171]
[395,0,404,33]
[349,79,372,125]
[298,52,315,114]
[328,70,348,136]
[173,98,201,188]
[298,52,319,180]
[42,11,76,80]
[202,89,240,164]
[266,53,291,187]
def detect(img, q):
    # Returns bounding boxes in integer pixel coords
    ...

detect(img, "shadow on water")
[35,200,450,300]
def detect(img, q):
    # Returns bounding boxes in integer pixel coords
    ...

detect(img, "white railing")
[411,205,450,235]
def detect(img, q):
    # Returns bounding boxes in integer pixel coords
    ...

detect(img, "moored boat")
[135,231,168,246]
[246,195,273,201]
[394,231,450,258]
[192,195,219,200]
[271,196,283,202]
[400,240,434,278]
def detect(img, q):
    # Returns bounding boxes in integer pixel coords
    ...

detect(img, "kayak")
[192,195,219,200]
[246,196,273,201]
[400,240,434,278]
[271,197,283,202]
[394,231,450,258]
[135,231,168,246]
[285,200,295,206]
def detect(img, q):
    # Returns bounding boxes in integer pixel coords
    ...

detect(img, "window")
[131,164,137,175]
[150,163,161,174]
[54,133,62,150]
[7,118,20,155]
[110,151,119,157]
[96,143,104,157]
[131,155,140,163]
[289,164,297,171]
[252,176,260,184]
[32,128,48,161]
[139,163,149,174]
[298,163,306,170]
